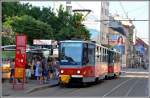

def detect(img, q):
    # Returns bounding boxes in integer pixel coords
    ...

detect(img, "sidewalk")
[2,79,58,96]
[121,67,149,76]
[121,67,148,72]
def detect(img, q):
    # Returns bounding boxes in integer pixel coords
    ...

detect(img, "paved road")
[27,75,148,97]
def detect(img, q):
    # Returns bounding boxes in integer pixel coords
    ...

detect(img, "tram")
[58,40,121,86]
[107,49,121,78]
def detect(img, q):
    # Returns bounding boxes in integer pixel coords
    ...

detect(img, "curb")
[26,82,59,94]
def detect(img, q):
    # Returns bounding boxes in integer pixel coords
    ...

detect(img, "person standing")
[10,59,15,83]
[53,58,59,79]
[25,62,31,83]
[47,57,53,81]
[41,57,48,84]
[35,59,43,84]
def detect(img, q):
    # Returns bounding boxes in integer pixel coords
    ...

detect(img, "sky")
[20,1,149,44]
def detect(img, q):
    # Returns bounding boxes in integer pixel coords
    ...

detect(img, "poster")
[114,36,125,55]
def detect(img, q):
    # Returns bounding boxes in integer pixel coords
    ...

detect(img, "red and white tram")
[107,49,121,78]
[58,40,121,86]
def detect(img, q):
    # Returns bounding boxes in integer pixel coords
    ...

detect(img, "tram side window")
[103,48,105,62]
[114,53,116,63]
[88,44,95,65]
[83,43,88,65]
[102,49,105,62]
[106,49,108,62]
[116,53,120,63]
[99,47,102,62]
[108,51,113,64]
[96,46,100,62]
[104,49,107,62]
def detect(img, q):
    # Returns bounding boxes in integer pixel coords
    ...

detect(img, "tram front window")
[59,42,82,65]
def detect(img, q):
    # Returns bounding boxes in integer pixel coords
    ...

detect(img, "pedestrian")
[47,57,53,81]
[41,57,48,84]
[25,62,31,83]
[53,58,59,79]
[35,59,43,84]
[30,58,34,80]
[10,59,15,83]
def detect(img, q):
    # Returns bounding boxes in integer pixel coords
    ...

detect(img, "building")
[65,1,109,45]
[134,37,149,68]
[100,1,109,45]
[108,14,135,68]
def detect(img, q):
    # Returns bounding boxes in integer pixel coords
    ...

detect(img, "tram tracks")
[102,78,134,97]
[28,77,148,97]
[102,78,143,97]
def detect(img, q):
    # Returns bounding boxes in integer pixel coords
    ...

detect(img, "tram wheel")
[105,75,108,80]
[113,74,118,79]
[94,78,99,84]
[59,82,66,87]
[82,82,88,87]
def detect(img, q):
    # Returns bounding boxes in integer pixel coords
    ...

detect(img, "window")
[59,42,82,65]
[100,47,102,62]
[88,44,95,65]
[103,49,105,62]
[108,50,114,65]
[105,49,107,62]
[82,43,88,65]
[96,46,100,62]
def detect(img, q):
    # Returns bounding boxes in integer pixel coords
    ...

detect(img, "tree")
[4,15,53,45]
[55,5,90,40]
[2,3,91,44]
[2,2,31,22]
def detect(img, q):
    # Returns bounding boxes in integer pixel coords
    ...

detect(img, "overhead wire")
[119,1,128,19]
[75,2,99,20]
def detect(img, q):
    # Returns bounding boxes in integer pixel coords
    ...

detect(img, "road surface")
[27,74,148,97]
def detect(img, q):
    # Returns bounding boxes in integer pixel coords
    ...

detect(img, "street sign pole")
[13,34,26,89]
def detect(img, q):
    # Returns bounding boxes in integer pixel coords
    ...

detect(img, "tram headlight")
[61,70,64,73]
[77,70,80,74]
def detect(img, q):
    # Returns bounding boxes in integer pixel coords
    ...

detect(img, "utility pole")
[66,1,72,14]
[100,1,109,45]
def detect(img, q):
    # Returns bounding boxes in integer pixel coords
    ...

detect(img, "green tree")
[55,5,90,40]
[4,15,53,45]
[2,3,90,44]
[2,2,31,22]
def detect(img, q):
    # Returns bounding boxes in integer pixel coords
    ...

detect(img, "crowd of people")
[9,55,59,84]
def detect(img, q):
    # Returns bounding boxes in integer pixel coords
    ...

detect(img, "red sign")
[14,35,26,77]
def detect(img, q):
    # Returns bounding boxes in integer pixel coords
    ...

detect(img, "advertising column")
[13,35,26,89]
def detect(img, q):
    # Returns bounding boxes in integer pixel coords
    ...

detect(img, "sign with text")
[14,35,26,78]
[33,39,57,45]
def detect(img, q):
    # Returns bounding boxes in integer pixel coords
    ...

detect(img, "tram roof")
[60,40,94,44]
[59,40,120,54]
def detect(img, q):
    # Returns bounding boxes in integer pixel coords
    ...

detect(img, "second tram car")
[107,49,121,78]
[58,40,121,86]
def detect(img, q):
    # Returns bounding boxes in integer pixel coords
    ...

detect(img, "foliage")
[4,15,53,45]
[2,2,90,45]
